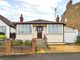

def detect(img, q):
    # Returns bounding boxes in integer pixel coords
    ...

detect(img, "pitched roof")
[60,1,80,31]
[16,19,64,24]
[0,15,15,28]
[61,2,80,17]
[26,19,55,24]
[73,2,80,7]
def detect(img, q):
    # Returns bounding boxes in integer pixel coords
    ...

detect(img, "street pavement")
[0,53,80,60]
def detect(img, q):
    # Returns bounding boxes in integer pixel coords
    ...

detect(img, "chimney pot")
[20,14,23,22]
[56,15,59,23]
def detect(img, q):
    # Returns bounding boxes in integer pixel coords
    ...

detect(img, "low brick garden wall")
[11,46,32,54]
[0,38,36,55]
[0,47,4,53]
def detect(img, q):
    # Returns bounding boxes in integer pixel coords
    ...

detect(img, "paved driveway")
[0,53,80,60]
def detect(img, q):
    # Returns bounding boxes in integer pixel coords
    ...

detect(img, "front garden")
[0,32,6,47]
[0,32,32,47]
[0,35,80,53]
[12,40,32,46]
[0,32,6,40]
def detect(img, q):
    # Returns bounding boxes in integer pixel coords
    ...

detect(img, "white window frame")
[48,24,63,35]
[0,26,6,34]
[17,24,32,35]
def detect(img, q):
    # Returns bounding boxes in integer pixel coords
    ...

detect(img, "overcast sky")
[0,0,80,22]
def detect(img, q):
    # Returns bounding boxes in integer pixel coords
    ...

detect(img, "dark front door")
[36,26,43,39]
[10,33,16,39]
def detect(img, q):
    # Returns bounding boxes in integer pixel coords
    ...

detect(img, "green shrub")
[0,35,6,39]
[75,36,80,44]
[23,40,32,46]
[0,32,5,35]
[12,40,32,46]
[0,42,3,46]
[12,40,17,46]
[12,40,23,46]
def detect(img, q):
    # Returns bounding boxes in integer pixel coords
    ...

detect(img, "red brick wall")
[4,39,12,53]
[32,38,36,54]
[0,48,4,53]
[11,47,32,54]
[0,38,36,54]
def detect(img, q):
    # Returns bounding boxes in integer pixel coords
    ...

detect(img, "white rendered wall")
[64,27,78,43]
[10,27,16,33]
[16,35,34,41]
[0,19,10,38]
[47,35,63,43]
[33,27,37,38]
[42,26,47,38]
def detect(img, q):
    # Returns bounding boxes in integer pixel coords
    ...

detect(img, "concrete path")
[0,53,80,60]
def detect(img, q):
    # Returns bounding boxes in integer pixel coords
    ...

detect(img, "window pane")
[29,25,32,34]
[0,26,6,33]
[48,24,63,35]
[17,24,32,35]
[48,25,51,34]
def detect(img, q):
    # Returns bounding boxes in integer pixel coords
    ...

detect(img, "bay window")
[48,24,63,35]
[17,24,32,35]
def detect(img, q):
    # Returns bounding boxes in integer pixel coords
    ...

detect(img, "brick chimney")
[20,14,23,22]
[66,0,72,9]
[56,15,59,23]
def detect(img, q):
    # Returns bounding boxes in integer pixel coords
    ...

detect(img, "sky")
[0,0,80,22]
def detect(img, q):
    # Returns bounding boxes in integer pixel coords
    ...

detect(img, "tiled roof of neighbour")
[73,2,80,7]
[0,15,15,28]
[16,19,65,24]
[61,2,80,17]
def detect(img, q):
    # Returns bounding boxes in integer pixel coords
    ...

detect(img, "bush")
[12,40,23,46]
[0,35,6,39]
[0,32,5,35]
[75,36,80,44]
[12,40,32,46]
[0,42,3,46]
[23,40,32,46]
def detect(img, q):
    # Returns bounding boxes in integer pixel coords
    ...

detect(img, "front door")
[36,26,43,39]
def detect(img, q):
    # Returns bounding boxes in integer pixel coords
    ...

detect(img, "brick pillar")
[32,38,36,54]
[4,39,12,53]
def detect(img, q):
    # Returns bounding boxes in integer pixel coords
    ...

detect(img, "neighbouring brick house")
[60,0,80,36]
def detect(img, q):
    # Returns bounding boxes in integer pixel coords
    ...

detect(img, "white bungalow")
[0,14,78,44]
[15,15,64,44]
